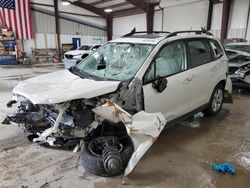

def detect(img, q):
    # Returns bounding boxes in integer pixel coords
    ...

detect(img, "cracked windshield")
[76,42,154,80]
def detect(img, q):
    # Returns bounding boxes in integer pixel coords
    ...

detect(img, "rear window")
[210,40,224,59]
[226,45,250,53]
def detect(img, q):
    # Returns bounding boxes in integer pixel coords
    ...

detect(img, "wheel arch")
[217,79,226,89]
[81,53,89,59]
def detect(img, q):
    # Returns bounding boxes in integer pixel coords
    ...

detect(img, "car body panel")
[225,49,250,84]
[92,100,167,177]
[64,50,90,56]
[143,69,197,121]
[12,70,121,104]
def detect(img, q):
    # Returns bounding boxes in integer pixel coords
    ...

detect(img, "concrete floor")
[0,65,250,188]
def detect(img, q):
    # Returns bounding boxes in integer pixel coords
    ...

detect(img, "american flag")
[0,0,33,39]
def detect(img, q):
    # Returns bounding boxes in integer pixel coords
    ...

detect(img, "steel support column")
[147,5,154,33]
[54,0,61,61]
[106,15,113,41]
[221,0,231,41]
[207,0,214,30]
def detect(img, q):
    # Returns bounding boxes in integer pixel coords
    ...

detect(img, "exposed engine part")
[33,102,70,143]
[111,78,144,114]
[102,147,122,174]
[71,106,93,128]
[88,136,123,174]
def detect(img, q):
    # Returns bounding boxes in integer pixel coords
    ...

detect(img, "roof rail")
[122,27,213,38]
[166,28,213,38]
[123,27,170,37]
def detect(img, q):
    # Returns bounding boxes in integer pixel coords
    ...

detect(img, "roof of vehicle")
[111,29,216,45]
[112,35,166,44]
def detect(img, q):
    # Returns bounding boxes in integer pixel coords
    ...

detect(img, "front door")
[142,40,194,121]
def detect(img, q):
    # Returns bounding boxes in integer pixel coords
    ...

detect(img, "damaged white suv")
[3,29,232,177]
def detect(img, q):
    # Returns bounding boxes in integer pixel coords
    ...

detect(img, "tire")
[204,84,224,116]
[80,136,134,177]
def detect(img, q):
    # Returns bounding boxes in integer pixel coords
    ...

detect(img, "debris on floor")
[211,162,236,174]
[234,151,250,170]
[180,112,204,128]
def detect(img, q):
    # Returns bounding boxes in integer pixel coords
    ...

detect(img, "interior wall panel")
[113,13,147,38]
[162,1,208,32]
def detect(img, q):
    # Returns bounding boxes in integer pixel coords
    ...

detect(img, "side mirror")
[152,77,168,92]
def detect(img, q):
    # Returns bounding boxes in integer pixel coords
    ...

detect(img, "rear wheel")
[204,84,224,116]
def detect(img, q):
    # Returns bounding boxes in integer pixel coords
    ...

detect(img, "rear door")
[185,38,216,108]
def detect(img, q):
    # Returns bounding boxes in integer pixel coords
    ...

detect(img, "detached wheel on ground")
[204,84,224,116]
[80,136,134,177]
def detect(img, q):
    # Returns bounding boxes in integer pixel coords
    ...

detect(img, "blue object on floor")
[211,162,236,174]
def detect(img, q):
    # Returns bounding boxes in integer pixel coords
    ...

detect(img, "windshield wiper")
[69,66,102,80]
[69,66,83,77]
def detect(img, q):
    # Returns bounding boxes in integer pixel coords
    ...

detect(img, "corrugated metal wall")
[23,11,107,56]
[32,11,56,33]
[32,11,106,36]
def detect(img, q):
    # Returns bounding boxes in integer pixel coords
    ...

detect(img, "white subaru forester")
[4,29,232,177]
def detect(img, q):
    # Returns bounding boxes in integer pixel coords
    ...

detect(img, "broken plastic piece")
[6,100,17,107]
[211,162,236,174]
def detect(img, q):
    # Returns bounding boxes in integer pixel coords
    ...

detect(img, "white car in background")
[225,44,250,87]
[63,44,101,68]
[225,42,250,53]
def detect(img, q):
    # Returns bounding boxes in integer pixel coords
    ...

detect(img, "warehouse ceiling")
[71,0,160,18]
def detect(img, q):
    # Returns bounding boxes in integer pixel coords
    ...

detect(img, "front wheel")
[80,136,134,177]
[204,84,224,116]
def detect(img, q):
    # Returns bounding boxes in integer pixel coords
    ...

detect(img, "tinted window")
[230,55,250,63]
[187,40,212,68]
[226,50,238,57]
[226,45,250,53]
[144,40,187,83]
[210,40,224,59]
[78,45,91,50]
[92,45,101,50]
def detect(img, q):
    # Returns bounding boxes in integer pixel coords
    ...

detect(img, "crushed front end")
[3,79,167,177]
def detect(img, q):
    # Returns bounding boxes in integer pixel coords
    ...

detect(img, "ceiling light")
[104,8,113,13]
[61,0,70,6]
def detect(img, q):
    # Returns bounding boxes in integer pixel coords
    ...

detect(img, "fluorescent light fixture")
[104,8,113,13]
[61,0,70,6]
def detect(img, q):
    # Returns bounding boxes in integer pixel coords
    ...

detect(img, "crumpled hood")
[12,70,120,104]
[65,50,90,56]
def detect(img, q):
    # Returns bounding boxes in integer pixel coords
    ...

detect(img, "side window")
[187,40,213,68]
[210,40,224,59]
[144,40,187,83]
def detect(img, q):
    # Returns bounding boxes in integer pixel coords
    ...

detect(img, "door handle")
[211,66,217,72]
[183,77,192,84]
